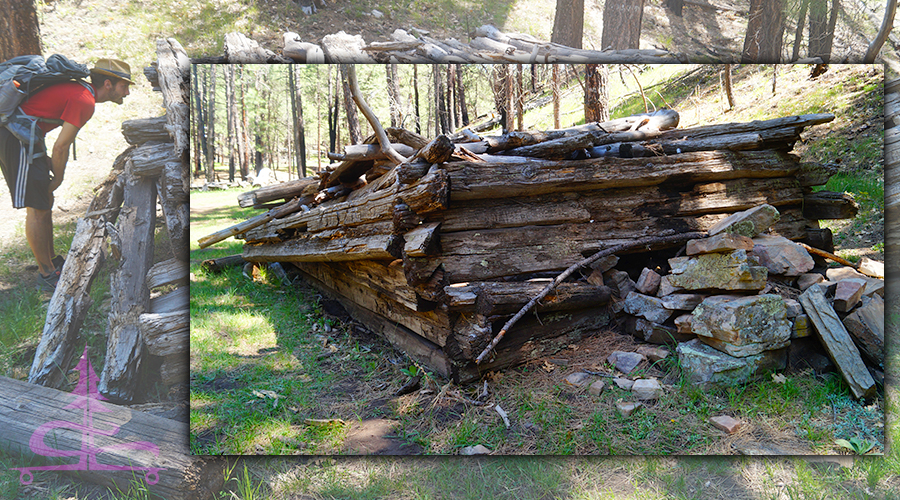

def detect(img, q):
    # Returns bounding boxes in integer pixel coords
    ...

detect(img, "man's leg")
[25,207,55,276]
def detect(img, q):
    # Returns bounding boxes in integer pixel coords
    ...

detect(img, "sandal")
[38,269,61,292]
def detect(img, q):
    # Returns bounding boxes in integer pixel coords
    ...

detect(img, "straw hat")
[91,58,135,85]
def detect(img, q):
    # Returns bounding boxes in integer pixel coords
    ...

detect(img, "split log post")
[237,177,318,208]
[0,375,224,500]
[99,168,158,403]
[475,231,707,364]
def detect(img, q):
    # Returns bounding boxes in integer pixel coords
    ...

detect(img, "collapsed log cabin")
[204,105,859,384]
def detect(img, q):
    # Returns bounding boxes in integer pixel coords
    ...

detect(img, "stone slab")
[686,232,754,255]
[708,204,780,238]
[624,291,674,324]
[668,250,767,291]
[676,339,788,388]
[691,294,791,347]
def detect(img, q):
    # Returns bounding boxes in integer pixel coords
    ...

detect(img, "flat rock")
[797,273,825,291]
[604,269,636,298]
[660,293,707,311]
[833,279,865,312]
[783,298,803,318]
[616,401,642,417]
[588,380,606,396]
[632,379,662,400]
[564,371,593,387]
[590,254,619,273]
[674,314,694,334]
[826,267,884,297]
[842,294,884,368]
[691,294,791,356]
[635,268,662,295]
[636,345,669,363]
[686,232,754,255]
[857,257,884,279]
[709,415,743,434]
[613,378,634,390]
[656,275,684,297]
[608,351,646,374]
[750,234,814,276]
[459,445,491,455]
[676,339,788,388]
[668,250,767,291]
[623,291,674,324]
[708,204,780,238]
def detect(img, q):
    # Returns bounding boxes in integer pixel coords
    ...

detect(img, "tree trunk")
[792,0,810,61]
[552,65,561,129]
[205,66,216,182]
[808,0,838,63]
[340,64,361,145]
[191,64,206,177]
[387,63,402,128]
[864,0,897,62]
[0,0,42,59]
[724,64,735,109]
[293,66,308,177]
[601,0,645,50]
[238,66,251,180]
[456,64,469,127]
[225,65,236,182]
[742,0,785,63]
[551,0,584,49]
[413,65,421,135]
[584,64,610,123]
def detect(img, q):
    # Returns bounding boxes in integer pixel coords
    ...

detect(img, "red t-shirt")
[19,82,95,134]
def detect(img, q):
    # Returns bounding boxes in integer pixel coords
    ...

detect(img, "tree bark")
[792,0,810,61]
[294,66,308,177]
[191,64,206,177]
[456,64,469,127]
[551,0,585,48]
[552,65,561,129]
[340,64,361,145]
[205,65,216,182]
[0,0,42,59]
[387,63,402,128]
[225,65,236,182]
[584,64,610,123]
[601,0,645,50]
[723,64,735,109]
[742,0,785,63]
[808,0,838,63]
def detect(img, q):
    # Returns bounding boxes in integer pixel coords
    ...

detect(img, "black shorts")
[0,126,52,210]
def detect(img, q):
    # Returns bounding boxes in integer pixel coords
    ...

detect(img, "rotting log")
[799,285,876,400]
[99,173,157,403]
[158,160,189,258]
[237,177,318,208]
[0,375,224,500]
[296,259,420,311]
[445,281,612,316]
[146,258,190,290]
[445,150,801,201]
[224,31,291,63]
[328,143,417,162]
[140,311,189,357]
[244,167,448,238]
[28,217,108,389]
[129,141,181,177]
[149,286,189,314]
[243,221,401,263]
[802,191,860,219]
[158,352,188,386]
[200,254,247,274]
[403,222,441,257]
[121,116,171,146]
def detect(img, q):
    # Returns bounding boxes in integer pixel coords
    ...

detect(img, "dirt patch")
[342,418,424,455]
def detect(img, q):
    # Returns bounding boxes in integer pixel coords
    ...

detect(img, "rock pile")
[612,204,883,399]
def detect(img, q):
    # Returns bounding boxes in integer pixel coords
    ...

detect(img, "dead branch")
[474,231,708,364]
[798,242,858,269]
[345,65,407,165]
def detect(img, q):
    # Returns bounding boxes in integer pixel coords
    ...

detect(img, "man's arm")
[48,121,79,193]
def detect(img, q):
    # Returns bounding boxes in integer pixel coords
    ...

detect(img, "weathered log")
[655,113,835,141]
[149,286,188,314]
[224,32,291,63]
[198,197,304,249]
[446,150,801,201]
[99,173,157,403]
[155,38,191,156]
[146,258,190,290]
[0,375,223,500]
[397,136,454,183]
[434,209,808,283]
[282,32,325,63]
[237,177,318,208]
[799,285,876,400]
[158,352,188,386]
[321,31,375,63]
[439,177,804,232]
[245,167,448,238]
[403,222,441,257]
[200,254,247,274]
[128,141,181,177]
[386,127,430,150]
[28,217,107,388]
[121,116,172,146]
[446,281,612,316]
[243,221,401,263]
[803,191,860,219]
[328,143,417,162]
[140,311,189,357]
[291,260,450,347]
